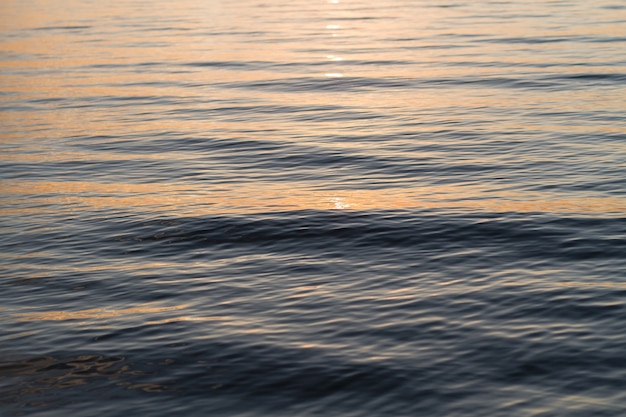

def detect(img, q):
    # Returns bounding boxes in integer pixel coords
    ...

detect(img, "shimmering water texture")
[1,0,625,416]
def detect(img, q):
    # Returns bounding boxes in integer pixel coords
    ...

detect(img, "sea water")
[1,0,625,416]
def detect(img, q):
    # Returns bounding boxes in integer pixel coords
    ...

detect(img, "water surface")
[1,0,625,416]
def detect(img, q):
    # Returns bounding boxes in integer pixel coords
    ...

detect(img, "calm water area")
[1,0,625,416]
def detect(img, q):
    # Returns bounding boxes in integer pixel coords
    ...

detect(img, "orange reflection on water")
[2,179,625,216]
[14,303,189,322]
[1,0,625,220]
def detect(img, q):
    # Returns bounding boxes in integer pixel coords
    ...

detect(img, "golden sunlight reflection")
[1,0,624,220]
[330,197,352,209]
[2,179,625,216]
[14,303,189,322]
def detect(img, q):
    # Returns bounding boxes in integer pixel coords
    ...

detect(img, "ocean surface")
[1,0,625,416]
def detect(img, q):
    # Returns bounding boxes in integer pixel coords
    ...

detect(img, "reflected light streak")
[14,303,189,322]
[2,179,625,216]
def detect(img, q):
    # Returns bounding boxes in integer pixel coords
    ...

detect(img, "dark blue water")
[1,0,625,416]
